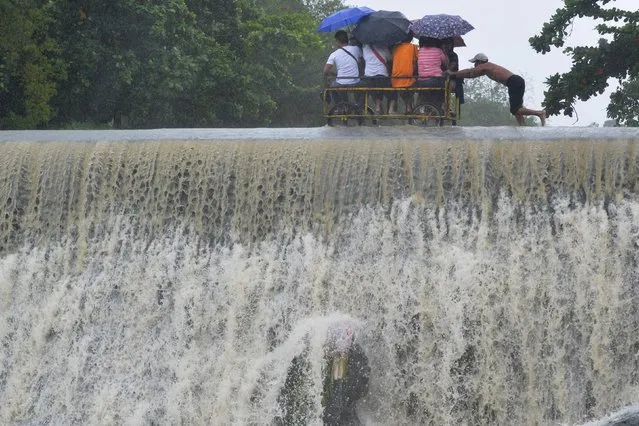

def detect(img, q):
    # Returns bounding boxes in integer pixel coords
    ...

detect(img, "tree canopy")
[530,0,639,126]
[0,0,66,128]
[0,0,342,129]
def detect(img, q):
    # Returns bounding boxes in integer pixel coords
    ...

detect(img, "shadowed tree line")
[0,0,343,129]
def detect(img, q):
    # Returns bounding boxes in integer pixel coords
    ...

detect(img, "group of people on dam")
[321,10,546,126]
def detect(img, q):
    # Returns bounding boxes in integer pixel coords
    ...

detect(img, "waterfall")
[1,128,639,425]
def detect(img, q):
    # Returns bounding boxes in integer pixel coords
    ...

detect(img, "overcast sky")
[344,0,634,126]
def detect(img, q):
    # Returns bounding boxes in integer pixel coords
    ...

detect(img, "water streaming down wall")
[1,128,639,425]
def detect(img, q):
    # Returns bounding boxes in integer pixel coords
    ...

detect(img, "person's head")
[441,38,454,53]
[469,52,489,67]
[401,31,414,44]
[334,30,349,46]
[418,37,441,48]
[326,322,355,356]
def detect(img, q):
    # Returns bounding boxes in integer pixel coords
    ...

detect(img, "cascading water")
[1,127,639,425]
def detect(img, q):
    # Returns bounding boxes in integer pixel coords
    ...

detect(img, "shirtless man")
[448,53,546,126]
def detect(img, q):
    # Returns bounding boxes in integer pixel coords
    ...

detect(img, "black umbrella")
[352,10,411,45]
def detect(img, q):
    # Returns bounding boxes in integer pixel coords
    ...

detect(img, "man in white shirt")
[362,44,393,114]
[323,30,363,106]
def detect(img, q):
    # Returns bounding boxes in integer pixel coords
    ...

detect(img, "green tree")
[2,0,345,128]
[241,0,344,126]
[301,0,345,20]
[459,79,537,126]
[0,0,66,129]
[530,1,639,126]
[47,0,252,128]
[239,12,331,126]
[608,76,639,126]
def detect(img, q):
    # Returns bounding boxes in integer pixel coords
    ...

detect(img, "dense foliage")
[530,0,639,126]
[0,0,66,128]
[0,0,341,129]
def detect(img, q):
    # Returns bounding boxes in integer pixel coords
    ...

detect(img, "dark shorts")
[506,74,525,115]
[362,75,396,101]
[416,76,445,105]
[329,81,362,106]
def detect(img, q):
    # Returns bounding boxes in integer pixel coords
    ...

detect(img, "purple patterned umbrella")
[409,14,474,39]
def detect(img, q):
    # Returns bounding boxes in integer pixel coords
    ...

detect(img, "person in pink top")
[416,37,448,107]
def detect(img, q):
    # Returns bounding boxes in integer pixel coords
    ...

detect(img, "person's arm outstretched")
[449,64,487,79]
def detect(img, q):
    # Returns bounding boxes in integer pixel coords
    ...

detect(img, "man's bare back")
[469,62,513,85]
[448,54,546,126]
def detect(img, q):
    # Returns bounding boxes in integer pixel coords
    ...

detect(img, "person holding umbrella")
[361,43,393,115]
[352,10,412,115]
[389,32,418,114]
[416,37,448,108]
[323,30,364,108]
[448,53,546,126]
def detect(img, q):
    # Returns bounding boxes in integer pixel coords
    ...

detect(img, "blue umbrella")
[317,7,376,33]
[409,14,474,39]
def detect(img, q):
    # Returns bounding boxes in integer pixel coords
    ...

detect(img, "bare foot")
[388,109,397,115]
[540,110,546,126]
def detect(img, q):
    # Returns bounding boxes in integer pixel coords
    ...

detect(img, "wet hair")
[419,37,441,48]
[402,31,414,43]
[335,30,349,44]
[441,38,454,52]
[349,36,362,47]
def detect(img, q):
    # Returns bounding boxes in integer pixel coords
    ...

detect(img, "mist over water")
[1,129,639,425]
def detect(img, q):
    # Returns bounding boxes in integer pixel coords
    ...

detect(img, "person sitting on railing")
[323,30,363,108]
[362,43,394,115]
[389,32,418,114]
[448,53,546,126]
[416,37,448,108]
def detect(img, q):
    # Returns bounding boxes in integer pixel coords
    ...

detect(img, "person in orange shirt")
[388,33,418,114]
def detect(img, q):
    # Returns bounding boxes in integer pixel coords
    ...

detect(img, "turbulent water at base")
[1,128,639,425]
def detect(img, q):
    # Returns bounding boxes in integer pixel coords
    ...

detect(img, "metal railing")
[322,78,460,122]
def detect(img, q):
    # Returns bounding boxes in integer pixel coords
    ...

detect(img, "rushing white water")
[583,405,639,426]
[1,129,639,425]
